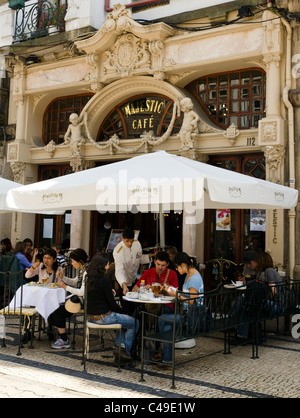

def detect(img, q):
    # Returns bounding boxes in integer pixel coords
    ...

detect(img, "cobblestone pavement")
[0,317,299,398]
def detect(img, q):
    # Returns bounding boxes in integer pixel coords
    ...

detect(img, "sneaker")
[51,338,71,349]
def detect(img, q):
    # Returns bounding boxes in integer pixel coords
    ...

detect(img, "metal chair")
[83,320,122,372]
[0,269,37,355]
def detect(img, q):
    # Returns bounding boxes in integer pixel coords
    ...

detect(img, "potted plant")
[8,0,25,10]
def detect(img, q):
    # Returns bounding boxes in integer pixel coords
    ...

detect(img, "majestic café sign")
[98,95,180,140]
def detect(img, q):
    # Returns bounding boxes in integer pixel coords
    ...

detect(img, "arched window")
[185,69,266,130]
[97,94,182,141]
[43,93,94,145]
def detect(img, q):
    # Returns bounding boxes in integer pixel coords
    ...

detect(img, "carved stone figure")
[64,112,87,157]
[178,98,200,150]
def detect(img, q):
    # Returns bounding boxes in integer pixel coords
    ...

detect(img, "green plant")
[50,0,66,26]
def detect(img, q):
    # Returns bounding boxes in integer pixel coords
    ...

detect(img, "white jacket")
[113,240,150,288]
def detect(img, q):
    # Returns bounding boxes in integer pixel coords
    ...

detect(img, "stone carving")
[44,140,56,158]
[7,143,19,162]
[223,123,240,145]
[178,98,200,151]
[64,112,88,157]
[264,145,285,184]
[103,33,151,78]
[10,161,25,183]
[261,121,277,143]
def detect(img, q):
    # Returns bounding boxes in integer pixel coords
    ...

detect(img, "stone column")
[259,11,286,269]
[182,151,208,258]
[69,158,94,249]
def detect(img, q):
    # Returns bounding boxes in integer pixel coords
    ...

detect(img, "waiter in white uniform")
[113,227,153,296]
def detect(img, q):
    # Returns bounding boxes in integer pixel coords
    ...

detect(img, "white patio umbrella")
[6,151,298,214]
[0,178,22,213]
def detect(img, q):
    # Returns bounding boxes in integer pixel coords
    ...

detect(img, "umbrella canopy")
[0,178,22,213]
[6,151,298,214]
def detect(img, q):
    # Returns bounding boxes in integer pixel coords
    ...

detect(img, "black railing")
[14,0,68,42]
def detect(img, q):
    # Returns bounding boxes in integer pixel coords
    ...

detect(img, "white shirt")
[113,240,150,288]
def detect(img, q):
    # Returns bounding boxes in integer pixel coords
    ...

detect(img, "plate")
[159,296,175,301]
[126,292,139,299]
[223,284,236,289]
[139,293,154,301]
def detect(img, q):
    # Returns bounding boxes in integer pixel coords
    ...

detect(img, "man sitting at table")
[132,251,178,314]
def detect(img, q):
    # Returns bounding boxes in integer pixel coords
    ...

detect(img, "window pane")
[198,80,206,91]
[229,116,239,126]
[231,102,239,113]
[252,99,262,112]
[219,75,228,87]
[219,89,228,101]
[241,71,251,84]
[230,73,239,86]
[231,89,239,100]
[252,71,262,83]
[208,77,217,89]
[219,103,228,115]
[208,90,217,102]
[241,100,249,112]
[240,115,250,128]
[241,88,249,98]
[252,114,261,128]
[252,85,262,97]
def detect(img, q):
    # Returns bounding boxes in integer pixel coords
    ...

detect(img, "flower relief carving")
[262,121,277,143]
[223,123,240,145]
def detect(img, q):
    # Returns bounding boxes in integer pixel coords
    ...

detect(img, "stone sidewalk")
[0,317,299,398]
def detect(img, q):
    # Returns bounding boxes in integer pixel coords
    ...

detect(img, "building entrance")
[204,154,266,288]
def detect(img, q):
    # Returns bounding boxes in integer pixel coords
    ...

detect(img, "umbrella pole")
[159,206,165,249]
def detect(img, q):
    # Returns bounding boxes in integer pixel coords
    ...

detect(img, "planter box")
[8,0,25,10]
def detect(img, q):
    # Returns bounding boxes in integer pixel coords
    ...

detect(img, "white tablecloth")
[9,284,66,322]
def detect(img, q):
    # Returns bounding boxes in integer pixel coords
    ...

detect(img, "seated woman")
[236,252,282,342]
[1,238,13,256]
[25,248,58,284]
[14,242,37,271]
[86,253,138,363]
[49,248,89,349]
[256,252,282,286]
[154,252,204,370]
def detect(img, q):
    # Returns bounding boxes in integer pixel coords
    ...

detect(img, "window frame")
[185,68,266,130]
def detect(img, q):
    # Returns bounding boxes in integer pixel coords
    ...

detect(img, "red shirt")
[136,267,178,289]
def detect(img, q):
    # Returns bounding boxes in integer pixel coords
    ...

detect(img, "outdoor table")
[223,284,247,290]
[123,293,175,359]
[9,283,66,323]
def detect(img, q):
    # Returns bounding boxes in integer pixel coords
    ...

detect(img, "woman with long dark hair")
[86,253,138,363]
[1,238,13,256]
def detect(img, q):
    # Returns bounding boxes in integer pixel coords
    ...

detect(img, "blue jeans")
[158,313,181,363]
[91,312,139,355]
[158,307,202,363]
